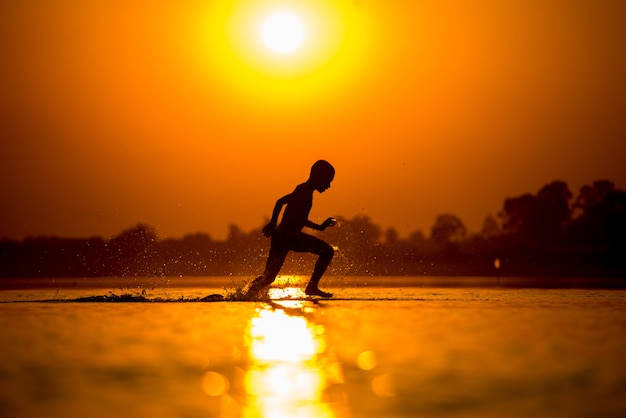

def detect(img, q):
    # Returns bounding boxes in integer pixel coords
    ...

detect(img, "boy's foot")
[305,287,333,298]
[242,276,271,300]
[244,286,269,301]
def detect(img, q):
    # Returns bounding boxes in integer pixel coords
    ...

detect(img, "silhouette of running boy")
[244,160,337,299]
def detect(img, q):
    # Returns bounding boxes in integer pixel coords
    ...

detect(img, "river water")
[1,276,625,417]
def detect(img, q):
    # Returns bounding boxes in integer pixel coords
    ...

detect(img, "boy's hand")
[321,217,337,231]
[262,222,276,237]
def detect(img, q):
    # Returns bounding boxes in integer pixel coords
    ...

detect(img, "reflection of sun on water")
[267,276,309,300]
[249,308,320,362]
[243,306,342,417]
[268,287,307,300]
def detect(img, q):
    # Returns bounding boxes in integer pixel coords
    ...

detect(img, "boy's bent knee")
[322,244,334,260]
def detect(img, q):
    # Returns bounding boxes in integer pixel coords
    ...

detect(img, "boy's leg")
[291,233,335,297]
[245,247,287,298]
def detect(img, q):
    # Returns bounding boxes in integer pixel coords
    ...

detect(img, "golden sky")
[1,0,625,240]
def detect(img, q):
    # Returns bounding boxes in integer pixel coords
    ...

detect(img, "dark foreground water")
[1,276,625,418]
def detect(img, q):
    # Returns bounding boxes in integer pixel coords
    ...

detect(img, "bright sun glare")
[261,12,305,53]
[204,0,365,96]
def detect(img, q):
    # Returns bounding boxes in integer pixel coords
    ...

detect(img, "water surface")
[1,276,625,417]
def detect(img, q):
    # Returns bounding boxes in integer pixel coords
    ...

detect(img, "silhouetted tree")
[500,193,535,239]
[573,180,615,217]
[500,181,572,246]
[385,227,399,244]
[480,214,500,238]
[227,224,245,243]
[408,230,426,245]
[571,180,626,251]
[108,224,158,275]
[431,214,466,244]
[109,224,157,255]
[2,178,625,278]
[159,232,215,275]
[536,180,572,242]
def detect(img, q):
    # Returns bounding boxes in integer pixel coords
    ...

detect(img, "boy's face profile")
[309,160,335,193]
[313,172,334,193]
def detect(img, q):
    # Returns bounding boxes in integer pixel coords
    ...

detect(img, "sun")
[200,0,369,95]
[261,12,305,54]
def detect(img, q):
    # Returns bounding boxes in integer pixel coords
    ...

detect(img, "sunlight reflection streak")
[243,306,339,417]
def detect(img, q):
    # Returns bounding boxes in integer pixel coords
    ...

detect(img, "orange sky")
[1,0,625,241]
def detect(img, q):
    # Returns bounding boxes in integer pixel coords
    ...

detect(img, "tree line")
[1,179,624,278]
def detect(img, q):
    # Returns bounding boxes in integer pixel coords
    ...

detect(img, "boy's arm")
[305,217,337,231]
[263,194,291,237]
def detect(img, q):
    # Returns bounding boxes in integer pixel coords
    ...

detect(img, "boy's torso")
[279,183,313,232]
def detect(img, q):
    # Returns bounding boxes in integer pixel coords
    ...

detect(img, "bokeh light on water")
[202,371,230,397]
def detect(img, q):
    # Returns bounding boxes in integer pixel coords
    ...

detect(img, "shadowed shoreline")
[1,179,624,278]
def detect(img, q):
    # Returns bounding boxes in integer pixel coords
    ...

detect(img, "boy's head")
[309,160,335,192]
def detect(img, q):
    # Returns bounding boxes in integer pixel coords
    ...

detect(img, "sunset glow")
[1,0,624,241]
